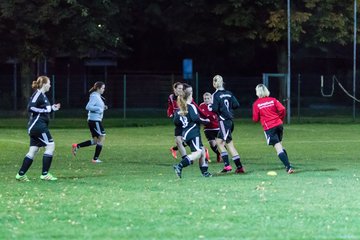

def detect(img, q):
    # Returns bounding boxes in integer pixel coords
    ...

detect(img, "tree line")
[0,0,357,100]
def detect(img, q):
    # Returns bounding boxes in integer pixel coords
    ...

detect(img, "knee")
[44,143,55,156]
[26,146,39,159]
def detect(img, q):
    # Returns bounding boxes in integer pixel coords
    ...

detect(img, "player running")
[72,81,108,163]
[167,82,187,160]
[173,84,212,178]
[211,75,245,174]
[252,84,294,174]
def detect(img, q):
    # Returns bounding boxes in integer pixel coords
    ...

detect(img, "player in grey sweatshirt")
[72,81,108,163]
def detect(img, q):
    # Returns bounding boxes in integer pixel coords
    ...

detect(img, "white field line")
[0,139,28,145]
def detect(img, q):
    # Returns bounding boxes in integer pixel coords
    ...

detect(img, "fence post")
[195,72,199,103]
[66,64,70,106]
[13,62,17,110]
[297,74,301,121]
[52,75,55,119]
[123,74,126,119]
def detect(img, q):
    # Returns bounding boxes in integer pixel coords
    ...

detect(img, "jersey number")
[224,99,230,111]
[180,116,189,128]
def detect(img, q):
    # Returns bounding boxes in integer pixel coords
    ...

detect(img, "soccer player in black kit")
[16,76,61,181]
[173,84,212,178]
[211,75,245,174]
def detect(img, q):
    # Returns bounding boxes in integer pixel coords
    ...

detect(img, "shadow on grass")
[292,168,338,174]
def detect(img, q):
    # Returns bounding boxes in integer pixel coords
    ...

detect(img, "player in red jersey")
[167,82,187,159]
[252,84,294,174]
[199,92,222,162]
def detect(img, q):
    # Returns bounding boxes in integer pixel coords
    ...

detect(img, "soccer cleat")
[205,148,210,161]
[217,154,222,163]
[71,143,78,156]
[202,171,212,177]
[287,167,294,174]
[219,165,232,173]
[92,159,102,163]
[40,173,58,181]
[235,167,245,174]
[16,173,30,182]
[173,164,182,178]
[170,147,177,159]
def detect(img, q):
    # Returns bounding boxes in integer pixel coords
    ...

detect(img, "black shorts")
[88,120,106,138]
[218,120,234,143]
[204,129,219,142]
[174,125,182,137]
[185,136,203,152]
[264,125,283,146]
[29,130,54,147]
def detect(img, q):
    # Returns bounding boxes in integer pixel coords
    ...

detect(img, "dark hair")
[89,81,105,93]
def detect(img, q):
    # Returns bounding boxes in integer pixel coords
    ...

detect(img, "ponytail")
[177,83,192,116]
[32,76,49,90]
[177,94,188,116]
[89,81,105,93]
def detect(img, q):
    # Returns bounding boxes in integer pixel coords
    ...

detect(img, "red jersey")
[252,97,285,130]
[192,100,207,119]
[167,94,178,117]
[199,102,219,130]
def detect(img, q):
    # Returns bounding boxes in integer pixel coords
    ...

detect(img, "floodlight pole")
[353,0,357,120]
[287,0,291,124]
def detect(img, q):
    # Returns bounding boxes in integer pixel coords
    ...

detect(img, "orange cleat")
[170,147,177,159]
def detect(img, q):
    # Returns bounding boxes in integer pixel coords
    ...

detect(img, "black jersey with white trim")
[27,90,52,132]
[173,103,201,141]
[212,89,240,121]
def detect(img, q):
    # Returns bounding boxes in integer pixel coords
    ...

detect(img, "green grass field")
[1,119,360,239]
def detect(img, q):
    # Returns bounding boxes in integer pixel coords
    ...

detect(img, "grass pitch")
[0,119,360,239]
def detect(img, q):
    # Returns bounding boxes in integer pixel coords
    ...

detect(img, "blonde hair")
[32,76,49,90]
[213,75,224,89]
[203,92,211,98]
[173,82,182,90]
[177,83,192,116]
[255,84,270,98]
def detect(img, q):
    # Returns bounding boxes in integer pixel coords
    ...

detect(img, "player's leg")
[72,121,97,156]
[16,141,39,181]
[217,120,232,172]
[175,135,187,158]
[39,131,58,181]
[173,138,201,178]
[92,135,105,163]
[268,126,293,174]
[87,121,106,163]
[226,140,245,173]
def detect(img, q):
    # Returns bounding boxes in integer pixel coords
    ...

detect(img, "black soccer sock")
[233,155,243,168]
[210,145,220,155]
[78,140,94,148]
[172,146,178,151]
[19,156,33,175]
[93,144,103,160]
[199,159,209,174]
[283,149,288,156]
[42,154,53,175]
[278,152,291,169]
[179,156,192,168]
[221,152,230,166]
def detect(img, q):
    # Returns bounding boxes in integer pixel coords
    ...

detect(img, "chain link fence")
[1,73,359,120]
